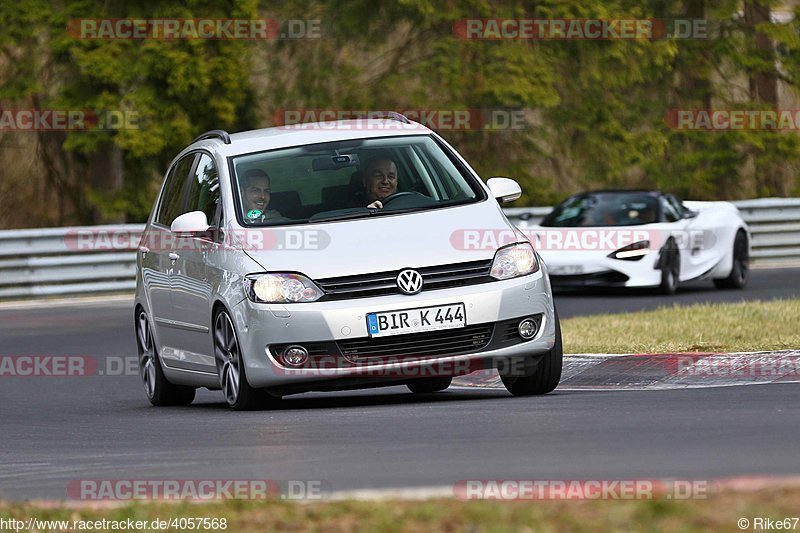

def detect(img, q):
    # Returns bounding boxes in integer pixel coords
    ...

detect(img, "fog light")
[282,345,309,367]
[518,318,538,340]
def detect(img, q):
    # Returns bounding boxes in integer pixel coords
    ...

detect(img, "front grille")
[549,270,629,287]
[316,260,494,300]
[338,323,494,363]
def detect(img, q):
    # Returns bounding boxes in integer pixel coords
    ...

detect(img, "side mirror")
[487,177,522,203]
[683,210,699,219]
[171,211,211,234]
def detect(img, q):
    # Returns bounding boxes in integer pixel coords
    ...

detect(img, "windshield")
[541,193,661,227]
[230,135,483,226]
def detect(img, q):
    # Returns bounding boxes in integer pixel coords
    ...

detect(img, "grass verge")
[2,487,799,532]
[561,298,800,354]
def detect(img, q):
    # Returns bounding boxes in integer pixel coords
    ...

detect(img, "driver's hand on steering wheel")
[367,200,383,209]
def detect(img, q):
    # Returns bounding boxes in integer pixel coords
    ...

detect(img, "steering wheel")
[379,191,420,206]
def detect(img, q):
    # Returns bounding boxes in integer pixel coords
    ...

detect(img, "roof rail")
[369,111,411,124]
[192,129,232,145]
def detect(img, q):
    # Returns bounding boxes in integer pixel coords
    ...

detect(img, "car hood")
[241,201,522,279]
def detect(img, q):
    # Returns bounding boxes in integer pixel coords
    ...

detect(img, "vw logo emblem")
[397,269,423,295]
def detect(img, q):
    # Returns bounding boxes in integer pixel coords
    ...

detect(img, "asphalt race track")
[1,267,799,501]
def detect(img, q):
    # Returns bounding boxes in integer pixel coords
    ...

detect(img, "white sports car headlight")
[490,242,539,280]
[608,240,651,261]
[245,273,323,303]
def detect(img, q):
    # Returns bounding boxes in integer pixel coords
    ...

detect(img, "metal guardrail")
[0,225,143,299]
[0,199,797,300]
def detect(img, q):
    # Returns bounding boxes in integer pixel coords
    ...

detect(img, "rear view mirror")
[312,154,360,171]
[487,177,522,203]
[171,211,211,234]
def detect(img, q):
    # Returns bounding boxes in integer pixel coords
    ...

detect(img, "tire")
[213,309,280,411]
[658,241,680,295]
[500,311,563,396]
[714,230,749,289]
[407,377,452,394]
[136,309,196,406]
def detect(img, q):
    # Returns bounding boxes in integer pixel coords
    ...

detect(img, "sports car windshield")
[230,135,482,226]
[541,193,660,227]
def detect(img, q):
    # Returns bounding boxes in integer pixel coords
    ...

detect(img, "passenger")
[362,157,398,208]
[637,205,657,224]
[241,169,283,223]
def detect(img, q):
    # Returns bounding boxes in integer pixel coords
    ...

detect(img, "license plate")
[551,264,584,275]
[366,303,466,338]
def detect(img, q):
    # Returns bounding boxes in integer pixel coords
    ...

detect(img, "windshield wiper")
[310,211,374,223]
[310,207,427,223]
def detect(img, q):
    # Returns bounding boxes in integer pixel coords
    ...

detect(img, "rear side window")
[185,154,220,224]
[156,154,196,226]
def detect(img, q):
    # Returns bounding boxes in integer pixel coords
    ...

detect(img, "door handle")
[169,252,180,261]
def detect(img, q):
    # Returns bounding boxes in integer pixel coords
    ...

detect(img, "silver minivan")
[134,115,561,410]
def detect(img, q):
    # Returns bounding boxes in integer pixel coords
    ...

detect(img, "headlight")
[244,273,323,303]
[608,240,650,261]
[490,242,539,280]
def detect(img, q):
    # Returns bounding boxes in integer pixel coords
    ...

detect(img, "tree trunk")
[744,0,787,196]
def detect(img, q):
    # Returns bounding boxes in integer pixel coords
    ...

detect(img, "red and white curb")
[452,350,800,390]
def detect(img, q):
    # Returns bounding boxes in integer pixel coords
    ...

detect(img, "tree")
[0,0,259,224]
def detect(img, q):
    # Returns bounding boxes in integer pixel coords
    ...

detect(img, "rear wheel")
[213,309,280,411]
[714,231,749,289]
[407,377,452,394]
[136,309,196,406]
[501,312,563,396]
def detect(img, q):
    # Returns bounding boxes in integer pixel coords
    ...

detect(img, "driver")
[241,169,283,223]
[362,156,398,209]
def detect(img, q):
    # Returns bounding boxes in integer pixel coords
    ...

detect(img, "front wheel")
[213,309,280,411]
[136,309,196,406]
[658,242,680,295]
[501,312,563,396]
[714,231,749,289]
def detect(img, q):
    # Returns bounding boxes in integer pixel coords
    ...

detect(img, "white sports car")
[527,190,750,294]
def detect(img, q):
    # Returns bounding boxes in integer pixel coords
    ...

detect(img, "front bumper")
[541,250,662,288]
[231,270,556,389]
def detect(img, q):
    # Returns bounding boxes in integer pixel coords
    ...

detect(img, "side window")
[186,154,220,223]
[661,197,680,222]
[668,195,687,217]
[156,155,197,226]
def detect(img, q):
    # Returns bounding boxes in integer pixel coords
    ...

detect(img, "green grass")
[2,487,799,532]
[561,299,800,354]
